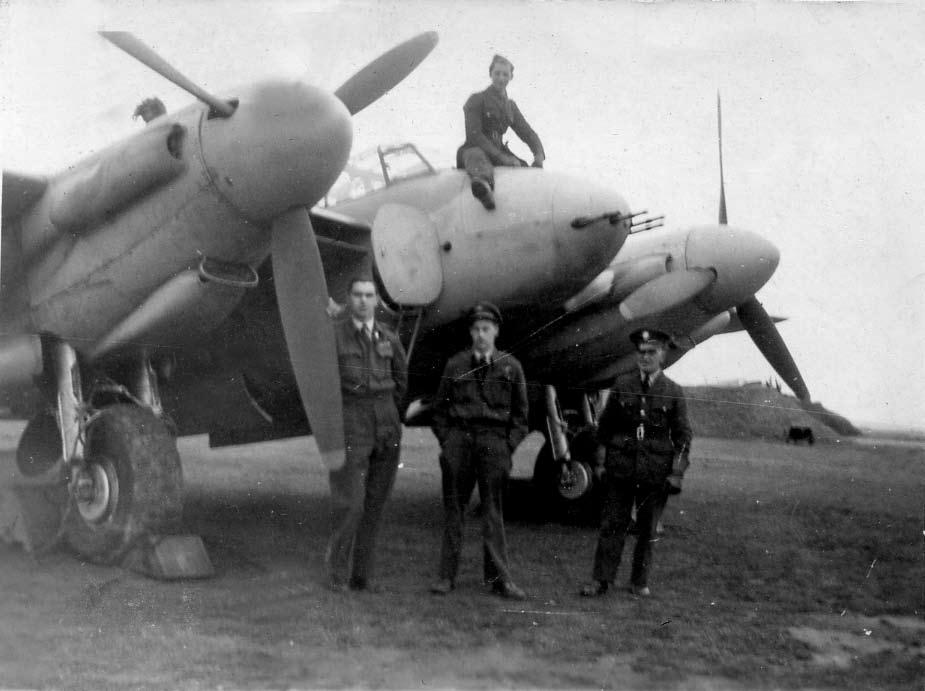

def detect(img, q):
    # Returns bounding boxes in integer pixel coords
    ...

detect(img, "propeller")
[100,31,441,469]
[717,91,811,401]
[99,32,237,117]
[272,209,344,468]
[736,296,810,401]
[335,32,438,115]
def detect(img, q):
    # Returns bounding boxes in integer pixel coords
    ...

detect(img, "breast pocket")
[648,405,669,429]
[483,374,514,409]
[338,350,366,390]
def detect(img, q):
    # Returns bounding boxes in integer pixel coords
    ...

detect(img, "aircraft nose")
[685,225,780,311]
[201,81,353,221]
[551,174,630,290]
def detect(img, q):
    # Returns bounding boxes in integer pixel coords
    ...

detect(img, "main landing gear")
[531,385,605,524]
[12,341,202,574]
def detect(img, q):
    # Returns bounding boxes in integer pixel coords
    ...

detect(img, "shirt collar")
[352,317,375,334]
[640,369,661,384]
[473,349,494,364]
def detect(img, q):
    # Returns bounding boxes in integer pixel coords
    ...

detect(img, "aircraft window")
[323,146,387,206]
[377,144,435,185]
[322,143,435,206]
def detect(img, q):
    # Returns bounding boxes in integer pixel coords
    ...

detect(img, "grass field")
[1,424,923,689]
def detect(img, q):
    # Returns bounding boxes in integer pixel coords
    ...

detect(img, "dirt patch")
[789,614,925,669]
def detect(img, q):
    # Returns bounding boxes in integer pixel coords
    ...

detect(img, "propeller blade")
[334,31,438,115]
[618,270,715,321]
[271,208,345,470]
[717,91,727,225]
[99,31,236,118]
[737,296,810,402]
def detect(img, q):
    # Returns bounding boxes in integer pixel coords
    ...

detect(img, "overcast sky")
[1,0,923,430]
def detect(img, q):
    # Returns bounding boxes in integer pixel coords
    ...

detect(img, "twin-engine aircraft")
[160,127,809,524]
[0,33,628,565]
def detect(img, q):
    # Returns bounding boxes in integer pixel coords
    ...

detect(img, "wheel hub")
[558,460,592,501]
[73,463,116,523]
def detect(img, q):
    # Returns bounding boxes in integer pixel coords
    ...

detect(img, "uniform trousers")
[327,426,401,586]
[438,426,513,586]
[592,477,666,587]
[459,147,526,190]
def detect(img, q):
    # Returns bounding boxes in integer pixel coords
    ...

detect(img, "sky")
[1,0,923,430]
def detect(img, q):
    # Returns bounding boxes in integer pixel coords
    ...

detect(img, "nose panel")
[201,80,353,221]
[551,172,630,291]
[685,224,780,310]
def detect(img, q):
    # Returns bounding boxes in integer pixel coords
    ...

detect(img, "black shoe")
[471,179,496,210]
[493,581,527,600]
[580,581,610,597]
[429,578,455,595]
[630,584,651,597]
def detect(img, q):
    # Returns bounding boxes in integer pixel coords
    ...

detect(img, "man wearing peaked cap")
[629,327,672,348]
[467,301,502,325]
[580,326,692,598]
[429,301,529,600]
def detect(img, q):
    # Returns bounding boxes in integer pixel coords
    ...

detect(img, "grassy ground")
[0,426,922,689]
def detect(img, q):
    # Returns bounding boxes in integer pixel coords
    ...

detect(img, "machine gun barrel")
[571,209,646,229]
[629,214,665,233]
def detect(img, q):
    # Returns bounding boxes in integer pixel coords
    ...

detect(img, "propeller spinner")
[101,31,439,468]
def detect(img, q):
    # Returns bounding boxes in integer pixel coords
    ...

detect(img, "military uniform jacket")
[462,86,545,165]
[335,318,408,445]
[596,371,692,485]
[431,350,529,452]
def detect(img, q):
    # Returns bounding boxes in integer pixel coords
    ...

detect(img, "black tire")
[531,432,601,525]
[65,404,182,565]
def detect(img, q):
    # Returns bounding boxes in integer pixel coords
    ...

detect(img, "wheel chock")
[123,535,214,579]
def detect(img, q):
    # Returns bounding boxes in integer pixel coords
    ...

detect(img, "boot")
[471,179,495,210]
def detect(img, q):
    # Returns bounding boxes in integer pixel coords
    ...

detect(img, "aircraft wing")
[309,206,372,249]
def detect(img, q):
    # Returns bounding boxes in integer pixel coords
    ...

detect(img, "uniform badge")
[375,337,394,358]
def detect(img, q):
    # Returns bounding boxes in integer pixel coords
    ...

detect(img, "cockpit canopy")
[323,143,436,206]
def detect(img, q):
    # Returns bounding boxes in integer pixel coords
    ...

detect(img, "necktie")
[475,354,487,382]
[641,374,650,393]
[362,324,371,341]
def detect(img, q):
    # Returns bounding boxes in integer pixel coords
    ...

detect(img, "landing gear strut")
[531,385,603,523]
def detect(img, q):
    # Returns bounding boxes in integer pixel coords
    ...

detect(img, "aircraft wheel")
[65,404,182,565]
[531,431,601,524]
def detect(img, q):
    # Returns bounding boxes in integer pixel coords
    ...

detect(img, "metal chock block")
[124,534,215,580]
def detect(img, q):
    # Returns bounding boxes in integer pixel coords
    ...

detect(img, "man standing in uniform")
[457,54,546,210]
[429,302,529,599]
[328,277,407,592]
[580,328,692,598]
